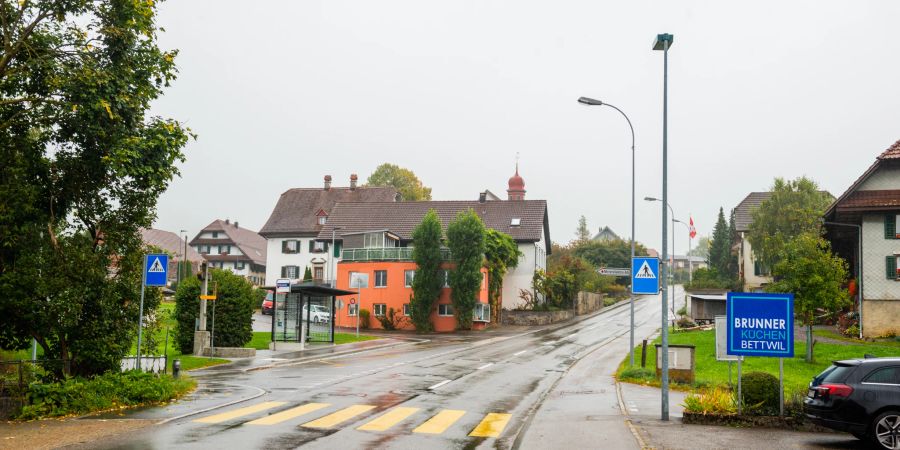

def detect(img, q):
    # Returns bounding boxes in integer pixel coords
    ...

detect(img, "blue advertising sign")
[144,254,169,287]
[631,257,660,295]
[726,292,794,358]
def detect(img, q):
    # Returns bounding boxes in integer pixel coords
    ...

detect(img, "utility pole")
[194,261,211,355]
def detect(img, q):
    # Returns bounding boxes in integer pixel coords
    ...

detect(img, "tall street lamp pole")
[653,32,674,421]
[179,229,187,285]
[577,96,637,366]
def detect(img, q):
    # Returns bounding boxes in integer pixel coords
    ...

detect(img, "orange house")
[335,258,490,332]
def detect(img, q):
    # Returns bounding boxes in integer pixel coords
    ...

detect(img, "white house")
[258,174,399,285]
[732,192,773,292]
[824,139,900,338]
[189,219,267,285]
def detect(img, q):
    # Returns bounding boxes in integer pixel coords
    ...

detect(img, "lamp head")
[652,33,674,51]
[577,97,604,106]
[644,196,659,202]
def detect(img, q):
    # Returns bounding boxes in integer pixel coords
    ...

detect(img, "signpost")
[631,257,660,295]
[349,273,368,338]
[138,254,168,370]
[726,292,794,415]
[599,267,631,276]
[276,278,291,294]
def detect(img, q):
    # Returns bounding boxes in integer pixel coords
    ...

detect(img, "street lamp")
[653,31,674,422]
[577,96,637,367]
[179,229,188,285]
[330,227,343,288]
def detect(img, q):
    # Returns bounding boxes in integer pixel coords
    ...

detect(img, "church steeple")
[507,159,526,201]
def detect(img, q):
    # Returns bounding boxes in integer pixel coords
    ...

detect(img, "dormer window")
[318,216,327,225]
[511,218,521,226]
[316,209,328,226]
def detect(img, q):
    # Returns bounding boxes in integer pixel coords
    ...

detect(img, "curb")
[616,380,652,450]
[156,384,267,424]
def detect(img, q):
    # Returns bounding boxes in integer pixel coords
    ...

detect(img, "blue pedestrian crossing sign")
[631,257,660,295]
[144,254,169,287]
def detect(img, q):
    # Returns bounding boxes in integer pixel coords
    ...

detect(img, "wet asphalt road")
[93,293,667,450]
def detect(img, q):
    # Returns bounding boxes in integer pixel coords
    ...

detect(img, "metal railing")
[341,247,452,262]
[0,360,70,397]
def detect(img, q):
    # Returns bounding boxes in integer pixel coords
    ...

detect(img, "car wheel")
[872,411,900,450]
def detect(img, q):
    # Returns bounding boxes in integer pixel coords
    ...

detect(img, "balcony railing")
[341,247,452,262]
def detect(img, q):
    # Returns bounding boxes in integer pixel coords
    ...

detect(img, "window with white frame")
[235,261,245,270]
[473,303,490,322]
[219,245,230,255]
[312,241,326,253]
[282,240,300,254]
[403,303,410,316]
[373,303,386,316]
[375,270,387,287]
[348,303,358,316]
[281,265,300,279]
[404,270,415,287]
[364,232,385,248]
[318,216,327,225]
[438,304,454,316]
[443,270,450,288]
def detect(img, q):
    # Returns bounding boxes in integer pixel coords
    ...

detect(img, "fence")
[0,359,70,418]
[120,355,168,374]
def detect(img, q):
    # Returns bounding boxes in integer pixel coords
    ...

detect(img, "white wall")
[740,232,771,291]
[858,166,900,191]
[862,213,900,300]
[264,236,334,285]
[501,239,545,309]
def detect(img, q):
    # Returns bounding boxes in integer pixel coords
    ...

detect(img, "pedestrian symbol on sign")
[635,261,656,279]
[148,257,166,273]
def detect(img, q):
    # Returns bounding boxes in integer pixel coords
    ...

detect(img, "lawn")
[246,331,378,350]
[134,302,229,371]
[617,327,900,394]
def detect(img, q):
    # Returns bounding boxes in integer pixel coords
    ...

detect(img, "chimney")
[350,173,358,191]
[324,175,332,190]
[225,219,230,225]
[478,192,487,203]
[234,221,239,228]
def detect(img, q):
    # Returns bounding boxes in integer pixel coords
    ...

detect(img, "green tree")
[687,236,710,259]
[484,230,522,323]
[447,210,485,330]
[708,208,731,275]
[0,1,190,377]
[410,210,444,331]
[573,239,648,274]
[365,163,432,201]
[303,266,313,282]
[748,177,834,268]
[174,270,259,353]
[575,216,591,243]
[767,234,849,362]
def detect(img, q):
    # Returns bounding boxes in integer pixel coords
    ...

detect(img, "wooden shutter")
[309,240,315,252]
[281,266,287,278]
[887,256,897,279]
[886,215,897,239]
[282,241,289,253]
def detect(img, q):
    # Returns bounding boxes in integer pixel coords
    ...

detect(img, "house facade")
[592,226,620,242]
[258,174,398,285]
[732,192,773,292]
[189,219,267,285]
[824,139,900,338]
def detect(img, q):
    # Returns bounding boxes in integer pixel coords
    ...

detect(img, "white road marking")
[428,379,451,390]
[513,350,528,356]
[542,341,557,346]
[565,333,578,340]
[477,363,494,370]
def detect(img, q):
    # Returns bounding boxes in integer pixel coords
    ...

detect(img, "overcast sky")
[150,1,900,252]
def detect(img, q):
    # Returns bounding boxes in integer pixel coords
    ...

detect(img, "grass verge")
[247,331,378,349]
[616,327,900,393]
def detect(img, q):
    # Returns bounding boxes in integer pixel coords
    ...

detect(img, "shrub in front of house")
[740,371,780,415]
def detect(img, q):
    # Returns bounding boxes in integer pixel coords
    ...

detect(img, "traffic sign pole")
[136,254,147,370]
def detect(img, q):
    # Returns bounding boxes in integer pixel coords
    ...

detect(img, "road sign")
[276,278,291,294]
[726,292,794,358]
[144,254,168,287]
[631,257,660,295]
[199,295,217,300]
[350,298,356,305]
[599,267,630,276]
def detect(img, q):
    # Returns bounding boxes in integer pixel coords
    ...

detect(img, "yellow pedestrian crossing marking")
[469,412,512,437]
[357,407,420,431]
[302,404,375,428]
[246,403,330,426]
[193,401,286,424]
[413,409,466,434]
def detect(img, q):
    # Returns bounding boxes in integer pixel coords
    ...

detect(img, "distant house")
[140,228,204,286]
[670,255,708,273]
[189,219,267,286]
[592,226,620,242]
[732,192,773,292]
[258,174,399,285]
[824,139,900,338]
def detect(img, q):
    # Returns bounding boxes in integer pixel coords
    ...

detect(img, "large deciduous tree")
[365,163,432,201]
[174,270,258,353]
[748,177,834,268]
[575,216,590,243]
[484,229,521,323]
[767,234,849,362]
[410,210,444,332]
[0,1,190,376]
[446,210,485,330]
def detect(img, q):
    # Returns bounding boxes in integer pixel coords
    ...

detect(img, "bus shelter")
[268,282,355,344]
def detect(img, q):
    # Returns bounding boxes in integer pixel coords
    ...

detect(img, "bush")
[740,371,780,415]
[375,308,408,331]
[603,297,617,307]
[844,324,859,338]
[173,270,260,353]
[619,367,656,382]
[602,284,627,296]
[676,305,687,316]
[683,386,737,415]
[17,371,194,420]
[677,317,697,328]
[359,309,371,329]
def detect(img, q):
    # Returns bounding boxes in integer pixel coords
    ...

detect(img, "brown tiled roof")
[140,228,204,262]
[316,200,550,249]
[191,219,267,266]
[837,190,900,210]
[878,139,900,160]
[259,187,398,237]
[825,138,900,219]
[732,192,772,232]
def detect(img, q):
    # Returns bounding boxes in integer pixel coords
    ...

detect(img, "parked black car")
[804,357,900,449]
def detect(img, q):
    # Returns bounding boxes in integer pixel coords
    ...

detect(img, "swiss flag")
[689,217,697,239]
